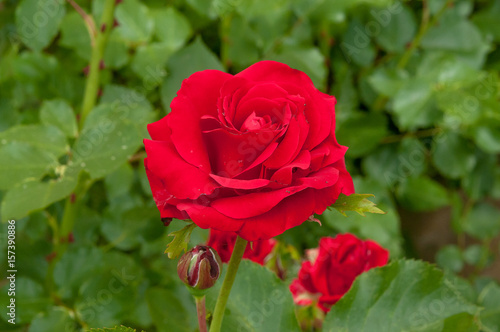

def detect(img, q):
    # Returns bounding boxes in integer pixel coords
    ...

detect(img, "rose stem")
[209,236,248,332]
[45,0,116,323]
[79,0,116,127]
[195,296,208,332]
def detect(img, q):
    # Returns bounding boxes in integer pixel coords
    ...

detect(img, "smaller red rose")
[290,233,389,313]
[207,229,276,265]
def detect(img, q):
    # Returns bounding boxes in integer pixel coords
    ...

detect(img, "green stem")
[79,0,116,127]
[209,236,248,332]
[195,296,208,332]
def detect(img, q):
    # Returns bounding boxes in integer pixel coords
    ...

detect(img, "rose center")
[240,111,271,132]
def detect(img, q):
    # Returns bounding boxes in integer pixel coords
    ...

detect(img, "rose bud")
[177,245,222,290]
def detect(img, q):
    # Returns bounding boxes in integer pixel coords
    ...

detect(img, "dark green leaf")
[432,132,476,179]
[462,202,500,240]
[396,176,449,212]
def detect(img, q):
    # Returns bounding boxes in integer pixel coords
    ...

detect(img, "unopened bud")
[177,245,222,290]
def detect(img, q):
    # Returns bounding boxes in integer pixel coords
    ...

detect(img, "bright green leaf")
[165,222,197,259]
[331,193,385,216]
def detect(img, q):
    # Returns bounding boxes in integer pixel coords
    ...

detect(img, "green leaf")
[323,260,480,332]
[0,277,51,324]
[99,84,156,137]
[392,79,439,130]
[396,176,449,212]
[103,31,130,69]
[421,11,485,53]
[73,104,142,180]
[87,326,144,332]
[130,43,172,84]
[146,287,196,332]
[472,0,500,42]
[29,307,76,332]
[1,174,78,220]
[340,19,376,67]
[0,142,57,190]
[337,112,388,158]
[432,132,476,179]
[462,202,500,240]
[59,11,91,60]
[375,4,416,53]
[53,246,104,300]
[160,37,224,111]
[206,260,301,332]
[331,193,385,216]
[76,252,142,328]
[40,99,78,138]
[0,124,68,158]
[165,222,197,259]
[115,0,154,43]
[477,281,500,331]
[436,245,464,273]
[15,0,66,51]
[153,7,192,51]
[473,126,500,154]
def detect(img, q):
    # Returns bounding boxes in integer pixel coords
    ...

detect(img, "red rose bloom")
[207,229,276,265]
[144,61,354,241]
[290,234,389,312]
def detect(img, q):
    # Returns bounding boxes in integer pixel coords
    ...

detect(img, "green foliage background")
[0,0,500,331]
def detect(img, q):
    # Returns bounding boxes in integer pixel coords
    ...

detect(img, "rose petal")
[177,201,245,232]
[167,70,232,172]
[144,139,219,199]
[209,173,270,190]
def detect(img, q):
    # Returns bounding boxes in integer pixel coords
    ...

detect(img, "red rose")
[290,234,389,312]
[207,229,276,265]
[144,61,354,241]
